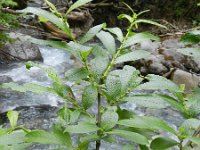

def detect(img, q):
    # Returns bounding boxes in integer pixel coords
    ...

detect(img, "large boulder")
[170,69,200,93]
[0,33,42,63]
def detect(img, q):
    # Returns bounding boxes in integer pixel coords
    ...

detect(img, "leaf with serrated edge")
[123,32,159,48]
[25,130,71,146]
[79,23,106,44]
[106,72,122,99]
[1,82,55,94]
[118,116,176,135]
[115,50,150,64]
[123,95,170,109]
[18,7,71,35]
[96,31,116,55]
[0,130,26,145]
[106,27,124,42]
[65,67,89,81]
[107,129,148,145]
[150,137,179,150]
[82,84,98,109]
[135,74,181,93]
[101,110,118,130]
[66,0,92,15]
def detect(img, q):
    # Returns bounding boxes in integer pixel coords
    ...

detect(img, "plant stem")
[67,97,93,118]
[184,124,200,147]
[102,23,134,81]
[96,92,101,150]
[83,59,95,85]
[179,140,183,150]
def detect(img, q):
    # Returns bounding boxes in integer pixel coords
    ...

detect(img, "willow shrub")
[1,0,200,150]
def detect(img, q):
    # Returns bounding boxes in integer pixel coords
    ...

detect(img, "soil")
[90,0,200,34]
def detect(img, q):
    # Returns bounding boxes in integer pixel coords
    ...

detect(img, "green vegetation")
[0,0,18,47]
[0,0,200,150]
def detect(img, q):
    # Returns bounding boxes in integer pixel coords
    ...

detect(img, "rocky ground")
[0,1,200,149]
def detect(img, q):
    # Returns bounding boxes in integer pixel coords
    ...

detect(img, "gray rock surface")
[0,33,42,63]
[130,38,200,75]
[0,75,13,84]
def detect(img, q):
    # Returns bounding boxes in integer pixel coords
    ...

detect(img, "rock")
[0,33,43,63]
[170,69,200,93]
[0,76,13,84]
[129,38,200,75]
[161,38,184,49]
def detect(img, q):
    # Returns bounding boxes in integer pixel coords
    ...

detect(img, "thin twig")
[96,92,102,150]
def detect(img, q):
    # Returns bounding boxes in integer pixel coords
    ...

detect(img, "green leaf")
[115,50,150,64]
[79,23,106,44]
[65,67,89,81]
[118,116,176,135]
[52,125,73,148]
[117,107,135,120]
[58,106,71,123]
[10,143,31,150]
[106,27,124,42]
[90,56,109,81]
[68,41,92,60]
[123,32,159,48]
[96,31,116,55]
[187,88,200,115]
[177,48,200,58]
[150,137,179,150]
[187,137,200,147]
[44,0,58,13]
[90,45,109,81]
[102,135,116,143]
[181,30,200,44]
[0,82,55,94]
[0,126,8,136]
[7,111,19,129]
[122,144,135,150]
[135,74,181,94]
[70,109,81,124]
[179,118,200,136]
[135,19,167,29]
[82,84,98,109]
[91,45,107,58]
[111,66,142,93]
[0,145,6,150]
[120,66,142,91]
[106,72,122,99]
[18,7,71,36]
[65,122,99,133]
[26,61,62,85]
[66,0,92,15]
[25,130,72,147]
[139,145,149,150]
[118,14,133,23]
[123,94,170,109]
[80,134,100,143]
[0,130,26,145]
[31,38,70,51]
[157,94,185,112]
[101,109,118,130]
[25,130,57,144]
[107,129,148,145]
[0,143,31,150]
